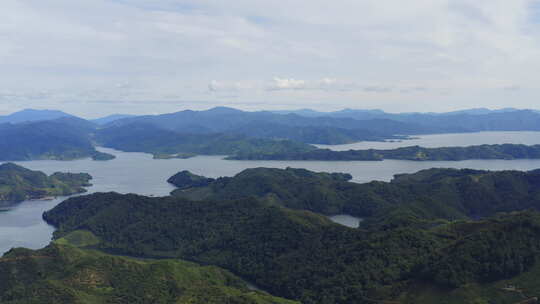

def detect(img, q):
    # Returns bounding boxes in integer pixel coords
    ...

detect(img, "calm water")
[316,131,540,151]
[2,131,540,254]
[328,215,362,228]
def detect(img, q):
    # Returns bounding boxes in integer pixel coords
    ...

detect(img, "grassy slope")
[0,230,298,304]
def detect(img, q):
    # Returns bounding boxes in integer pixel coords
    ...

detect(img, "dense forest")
[169,167,540,224]
[228,144,540,161]
[0,163,92,202]
[42,167,540,303]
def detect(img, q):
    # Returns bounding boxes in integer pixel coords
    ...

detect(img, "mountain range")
[2,107,540,161]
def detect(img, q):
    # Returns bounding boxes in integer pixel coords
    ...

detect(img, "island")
[227,143,540,161]
[91,151,116,161]
[40,167,540,303]
[0,163,92,202]
[153,152,196,159]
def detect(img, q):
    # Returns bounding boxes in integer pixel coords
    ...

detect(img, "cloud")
[1,0,540,116]
[269,78,307,90]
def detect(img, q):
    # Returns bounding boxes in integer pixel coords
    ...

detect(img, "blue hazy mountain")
[0,109,76,124]
[0,118,102,161]
[91,114,137,125]
[105,107,437,144]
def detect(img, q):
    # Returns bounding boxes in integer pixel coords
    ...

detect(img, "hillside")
[0,242,297,304]
[42,190,540,304]
[95,123,316,157]
[0,119,113,161]
[0,163,92,202]
[169,167,540,224]
[103,107,434,144]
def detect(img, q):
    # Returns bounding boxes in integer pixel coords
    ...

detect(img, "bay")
[2,131,540,254]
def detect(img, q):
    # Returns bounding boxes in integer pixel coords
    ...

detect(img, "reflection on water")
[2,131,540,254]
[316,131,540,151]
[328,214,362,228]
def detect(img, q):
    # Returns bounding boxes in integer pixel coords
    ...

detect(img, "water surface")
[328,215,362,228]
[2,132,540,254]
[316,131,540,151]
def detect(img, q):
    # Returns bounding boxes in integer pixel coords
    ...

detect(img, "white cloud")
[1,0,540,116]
[270,78,307,90]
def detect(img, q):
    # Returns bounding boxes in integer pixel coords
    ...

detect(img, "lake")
[316,131,540,150]
[2,131,540,254]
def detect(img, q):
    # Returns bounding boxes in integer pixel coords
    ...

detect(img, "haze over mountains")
[2,106,540,161]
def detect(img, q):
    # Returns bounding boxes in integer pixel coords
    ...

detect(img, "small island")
[153,153,197,160]
[0,163,92,202]
[91,151,116,161]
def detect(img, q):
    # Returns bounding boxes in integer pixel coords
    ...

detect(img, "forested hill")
[0,163,92,202]
[169,167,540,223]
[282,108,540,133]
[95,123,316,157]
[43,189,540,304]
[229,143,540,161]
[0,118,114,161]
[106,107,540,143]
[102,107,440,144]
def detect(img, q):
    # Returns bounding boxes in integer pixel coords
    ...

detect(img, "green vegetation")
[171,168,354,215]
[0,163,92,202]
[228,144,540,161]
[0,243,298,304]
[96,123,316,158]
[169,167,540,224]
[42,166,540,303]
[167,170,215,189]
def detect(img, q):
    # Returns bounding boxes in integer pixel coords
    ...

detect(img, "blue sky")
[1,0,540,118]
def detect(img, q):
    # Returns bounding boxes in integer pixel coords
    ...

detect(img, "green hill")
[95,123,316,158]
[169,167,540,226]
[0,163,92,202]
[0,242,298,304]
[42,188,540,303]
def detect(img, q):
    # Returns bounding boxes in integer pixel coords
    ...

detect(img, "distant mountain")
[106,107,437,144]
[291,108,540,133]
[270,108,328,117]
[276,107,528,118]
[91,114,137,125]
[95,123,316,158]
[437,107,521,116]
[0,109,75,124]
[0,119,102,161]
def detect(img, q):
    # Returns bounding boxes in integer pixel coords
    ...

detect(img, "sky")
[1,0,540,118]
